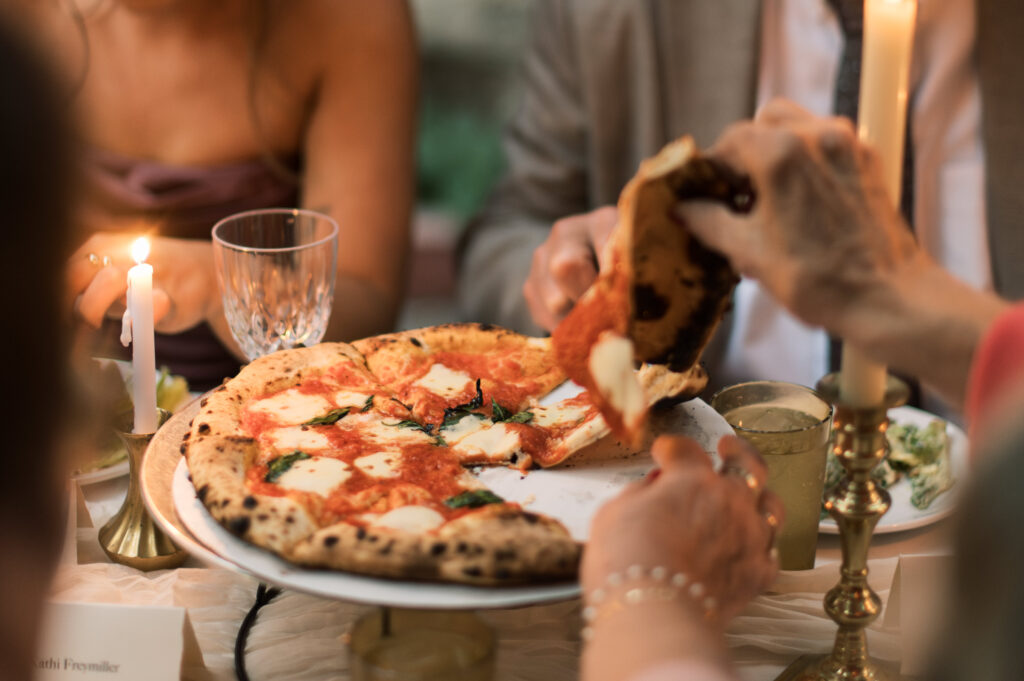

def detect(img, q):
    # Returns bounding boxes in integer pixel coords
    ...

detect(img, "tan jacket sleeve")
[457,0,589,335]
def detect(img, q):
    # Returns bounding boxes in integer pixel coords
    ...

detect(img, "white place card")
[884,552,954,677]
[35,601,202,680]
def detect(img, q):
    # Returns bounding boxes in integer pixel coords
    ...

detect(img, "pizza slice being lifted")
[552,136,755,446]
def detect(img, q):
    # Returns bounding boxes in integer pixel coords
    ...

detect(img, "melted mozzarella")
[340,412,436,446]
[413,364,473,399]
[247,389,333,425]
[354,451,402,479]
[439,413,491,444]
[531,402,590,429]
[266,426,332,452]
[370,505,445,533]
[333,390,373,410]
[276,457,351,496]
[589,332,644,430]
[453,422,522,462]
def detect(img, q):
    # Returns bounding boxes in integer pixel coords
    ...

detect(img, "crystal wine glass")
[212,208,339,361]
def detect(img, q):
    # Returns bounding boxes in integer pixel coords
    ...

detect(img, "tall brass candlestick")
[776,373,908,681]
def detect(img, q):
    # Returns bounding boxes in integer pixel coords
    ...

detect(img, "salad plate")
[71,360,192,486]
[819,405,967,534]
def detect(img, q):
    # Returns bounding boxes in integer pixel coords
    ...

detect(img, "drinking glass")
[212,208,338,360]
[711,381,833,570]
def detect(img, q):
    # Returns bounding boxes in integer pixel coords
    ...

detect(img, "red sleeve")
[965,303,1024,446]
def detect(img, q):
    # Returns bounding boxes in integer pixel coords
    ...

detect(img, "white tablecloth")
[47,476,952,681]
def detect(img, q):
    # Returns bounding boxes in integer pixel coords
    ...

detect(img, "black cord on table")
[234,582,283,681]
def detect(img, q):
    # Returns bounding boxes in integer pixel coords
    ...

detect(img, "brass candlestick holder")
[776,373,909,681]
[98,409,188,571]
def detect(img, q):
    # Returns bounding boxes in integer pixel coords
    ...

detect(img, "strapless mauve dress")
[85,148,300,391]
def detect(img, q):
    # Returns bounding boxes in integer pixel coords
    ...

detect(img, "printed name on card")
[35,601,202,680]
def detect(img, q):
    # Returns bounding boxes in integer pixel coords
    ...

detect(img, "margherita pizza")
[183,323,694,585]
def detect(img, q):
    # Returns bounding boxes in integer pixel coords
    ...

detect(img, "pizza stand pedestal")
[140,391,735,674]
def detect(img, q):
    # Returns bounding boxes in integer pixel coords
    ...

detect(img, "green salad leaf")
[823,418,955,513]
[156,367,190,412]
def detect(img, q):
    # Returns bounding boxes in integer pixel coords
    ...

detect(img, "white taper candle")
[126,237,158,433]
[839,0,916,406]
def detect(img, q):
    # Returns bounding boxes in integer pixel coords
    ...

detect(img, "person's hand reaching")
[582,434,782,623]
[580,435,782,681]
[523,206,617,332]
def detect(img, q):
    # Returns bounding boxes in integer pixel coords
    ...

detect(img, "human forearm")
[838,254,1008,407]
[580,437,777,681]
[582,599,733,681]
[324,275,402,342]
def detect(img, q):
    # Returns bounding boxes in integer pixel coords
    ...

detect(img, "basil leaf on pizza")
[444,489,504,509]
[490,398,512,422]
[304,407,350,426]
[265,451,312,483]
[491,399,533,424]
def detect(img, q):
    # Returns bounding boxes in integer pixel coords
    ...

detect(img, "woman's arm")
[297,0,418,342]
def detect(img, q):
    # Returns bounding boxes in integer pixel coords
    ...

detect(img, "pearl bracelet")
[580,565,717,642]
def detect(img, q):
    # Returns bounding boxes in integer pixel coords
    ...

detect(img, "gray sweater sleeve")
[457,0,589,335]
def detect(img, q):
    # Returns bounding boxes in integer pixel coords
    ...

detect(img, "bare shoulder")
[271,0,414,56]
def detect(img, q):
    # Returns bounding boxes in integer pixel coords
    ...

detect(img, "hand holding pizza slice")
[552,136,755,446]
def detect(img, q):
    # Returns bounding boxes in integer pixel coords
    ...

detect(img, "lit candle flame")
[131,236,150,265]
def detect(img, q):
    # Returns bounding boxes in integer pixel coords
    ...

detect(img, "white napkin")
[728,558,901,679]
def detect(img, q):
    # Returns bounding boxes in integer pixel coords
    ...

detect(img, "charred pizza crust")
[187,433,319,555]
[289,506,579,585]
[190,342,380,440]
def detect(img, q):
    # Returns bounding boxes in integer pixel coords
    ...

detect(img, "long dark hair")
[0,10,74,678]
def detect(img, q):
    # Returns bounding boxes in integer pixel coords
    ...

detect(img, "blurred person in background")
[0,10,76,679]
[17,0,417,390]
[458,0,1021,415]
